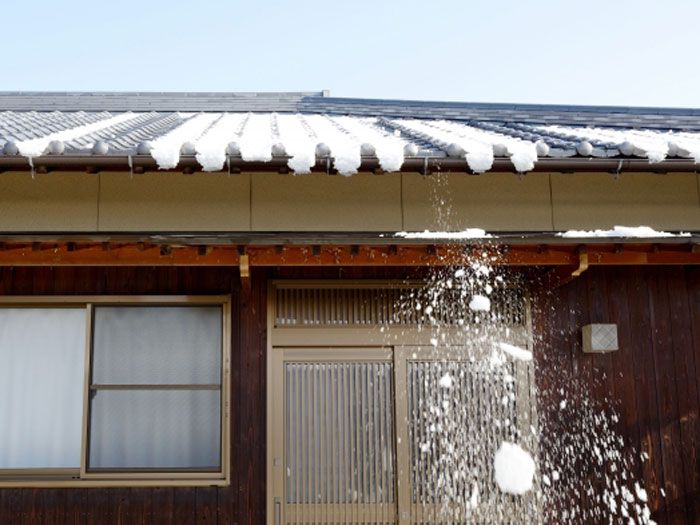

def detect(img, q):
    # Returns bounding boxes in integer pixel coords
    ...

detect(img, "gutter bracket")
[614,160,623,180]
[239,253,250,289]
[541,246,589,290]
[571,246,589,278]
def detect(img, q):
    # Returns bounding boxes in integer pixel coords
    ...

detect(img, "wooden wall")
[533,266,700,524]
[0,265,698,524]
[0,265,421,525]
[0,266,263,525]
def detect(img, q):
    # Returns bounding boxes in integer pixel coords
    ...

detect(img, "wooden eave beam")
[0,242,697,266]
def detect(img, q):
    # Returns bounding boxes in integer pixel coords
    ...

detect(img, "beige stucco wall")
[0,170,698,233]
[0,171,99,231]
[402,172,553,231]
[551,172,700,230]
[98,172,250,231]
[251,172,402,231]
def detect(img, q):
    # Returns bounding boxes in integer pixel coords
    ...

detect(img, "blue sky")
[5,0,700,107]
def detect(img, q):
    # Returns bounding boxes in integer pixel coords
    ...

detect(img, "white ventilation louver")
[582,324,619,353]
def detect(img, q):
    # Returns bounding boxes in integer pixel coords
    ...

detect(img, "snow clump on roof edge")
[239,113,273,162]
[195,114,246,171]
[395,229,492,239]
[558,226,691,238]
[151,113,219,169]
[276,113,317,174]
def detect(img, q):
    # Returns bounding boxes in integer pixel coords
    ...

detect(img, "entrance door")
[270,346,537,525]
[270,347,398,525]
[267,281,536,525]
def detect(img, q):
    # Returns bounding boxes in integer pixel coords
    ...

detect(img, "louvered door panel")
[402,352,538,524]
[284,360,397,524]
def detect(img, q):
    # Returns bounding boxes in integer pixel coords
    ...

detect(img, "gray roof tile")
[0,92,699,169]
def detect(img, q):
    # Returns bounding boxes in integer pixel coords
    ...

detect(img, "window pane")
[88,389,221,469]
[0,308,86,468]
[91,306,222,385]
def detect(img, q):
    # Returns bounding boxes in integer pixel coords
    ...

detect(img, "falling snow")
[469,294,491,312]
[494,441,536,495]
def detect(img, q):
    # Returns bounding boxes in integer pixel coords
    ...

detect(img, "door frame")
[266,280,533,525]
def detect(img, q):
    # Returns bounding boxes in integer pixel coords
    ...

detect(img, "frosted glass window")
[88,305,223,470]
[0,308,86,468]
[91,306,222,385]
[89,390,221,469]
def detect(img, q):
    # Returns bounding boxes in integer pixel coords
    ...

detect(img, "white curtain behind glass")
[0,308,86,468]
[89,306,222,469]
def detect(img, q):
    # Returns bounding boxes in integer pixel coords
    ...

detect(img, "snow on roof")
[395,226,691,240]
[1,93,700,175]
[557,226,691,238]
[395,229,492,240]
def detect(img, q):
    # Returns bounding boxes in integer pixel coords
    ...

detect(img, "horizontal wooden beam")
[0,242,697,266]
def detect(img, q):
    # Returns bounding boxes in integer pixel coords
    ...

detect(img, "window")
[0,296,230,487]
[0,308,86,470]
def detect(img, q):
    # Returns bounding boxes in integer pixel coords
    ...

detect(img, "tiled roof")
[1,92,699,175]
[0,91,326,112]
[299,97,700,130]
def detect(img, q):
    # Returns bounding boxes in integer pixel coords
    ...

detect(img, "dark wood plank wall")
[0,267,258,525]
[533,266,700,525]
[0,266,698,524]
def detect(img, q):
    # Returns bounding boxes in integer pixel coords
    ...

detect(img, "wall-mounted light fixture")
[582,324,618,353]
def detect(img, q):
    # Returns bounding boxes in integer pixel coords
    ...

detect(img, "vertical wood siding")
[533,266,700,524]
[0,267,261,525]
[0,266,698,524]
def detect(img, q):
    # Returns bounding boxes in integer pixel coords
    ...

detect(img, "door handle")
[274,497,281,525]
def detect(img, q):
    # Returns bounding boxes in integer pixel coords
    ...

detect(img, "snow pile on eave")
[276,113,317,174]
[194,113,246,171]
[239,113,273,162]
[493,441,536,495]
[393,119,494,173]
[394,119,538,173]
[333,116,406,172]
[303,114,362,175]
[15,112,139,158]
[395,229,493,240]
[667,131,700,163]
[539,125,700,164]
[558,226,691,238]
[431,119,539,172]
[150,113,219,169]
